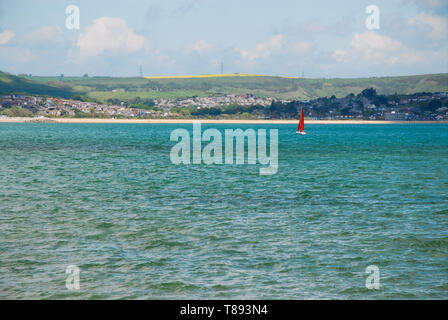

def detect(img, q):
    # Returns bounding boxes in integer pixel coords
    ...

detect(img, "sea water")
[0,123,447,299]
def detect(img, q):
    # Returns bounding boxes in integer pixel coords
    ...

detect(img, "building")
[385,111,407,121]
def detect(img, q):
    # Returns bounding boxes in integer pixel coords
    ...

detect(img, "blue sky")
[0,0,447,77]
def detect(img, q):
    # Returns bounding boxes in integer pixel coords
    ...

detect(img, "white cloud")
[333,31,447,71]
[333,32,406,64]
[293,41,313,55]
[237,34,283,61]
[408,13,448,40]
[27,26,64,45]
[185,40,212,54]
[76,17,148,57]
[350,32,405,52]
[400,49,448,65]
[0,30,15,45]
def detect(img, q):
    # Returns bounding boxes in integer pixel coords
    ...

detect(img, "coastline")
[0,117,447,124]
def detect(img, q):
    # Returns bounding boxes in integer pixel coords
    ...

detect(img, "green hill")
[0,71,73,98]
[2,71,447,102]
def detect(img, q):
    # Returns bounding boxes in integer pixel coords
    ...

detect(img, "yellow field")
[144,73,294,80]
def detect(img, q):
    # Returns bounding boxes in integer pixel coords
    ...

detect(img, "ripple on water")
[0,123,447,299]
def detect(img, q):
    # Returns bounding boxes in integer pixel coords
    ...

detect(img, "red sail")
[297,108,305,132]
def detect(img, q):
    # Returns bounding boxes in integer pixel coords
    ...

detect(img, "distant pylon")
[221,61,224,74]
[139,65,143,77]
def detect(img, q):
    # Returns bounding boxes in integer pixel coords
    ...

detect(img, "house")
[385,111,407,121]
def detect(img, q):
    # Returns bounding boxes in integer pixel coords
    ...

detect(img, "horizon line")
[144,73,297,80]
[3,70,447,80]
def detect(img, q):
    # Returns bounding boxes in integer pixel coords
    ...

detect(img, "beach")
[0,117,447,124]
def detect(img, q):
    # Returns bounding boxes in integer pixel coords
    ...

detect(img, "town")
[1,89,447,121]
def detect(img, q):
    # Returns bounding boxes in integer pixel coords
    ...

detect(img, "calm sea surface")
[0,123,447,299]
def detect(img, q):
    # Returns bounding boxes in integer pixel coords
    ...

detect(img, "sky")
[0,0,447,78]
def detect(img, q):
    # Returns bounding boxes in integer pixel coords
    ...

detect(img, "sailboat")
[297,108,306,135]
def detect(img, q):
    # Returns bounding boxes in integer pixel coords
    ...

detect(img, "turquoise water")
[0,123,447,299]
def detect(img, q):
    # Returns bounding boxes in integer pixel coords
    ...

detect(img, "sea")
[0,123,447,299]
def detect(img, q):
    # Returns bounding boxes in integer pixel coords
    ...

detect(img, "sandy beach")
[0,117,447,124]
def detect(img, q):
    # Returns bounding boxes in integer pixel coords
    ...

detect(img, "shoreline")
[0,117,447,124]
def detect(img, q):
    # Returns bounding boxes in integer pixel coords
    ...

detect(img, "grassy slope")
[0,72,73,98]
[6,72,448,102]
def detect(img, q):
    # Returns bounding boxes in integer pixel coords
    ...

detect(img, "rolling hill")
[0,71,73,98]
[2,71,447,102]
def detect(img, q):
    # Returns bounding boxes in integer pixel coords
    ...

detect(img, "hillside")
[3,72,448,102]
[0,71,73,98]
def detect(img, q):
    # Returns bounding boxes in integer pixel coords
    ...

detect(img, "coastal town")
[0,94,278,119]
[1,89,447,121]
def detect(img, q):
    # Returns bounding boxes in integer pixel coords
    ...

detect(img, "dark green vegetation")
[171,104,261,119]
[0,71,73,98]
[170,88,448,120]
[1,71,447,102]
[0,106,34,117]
